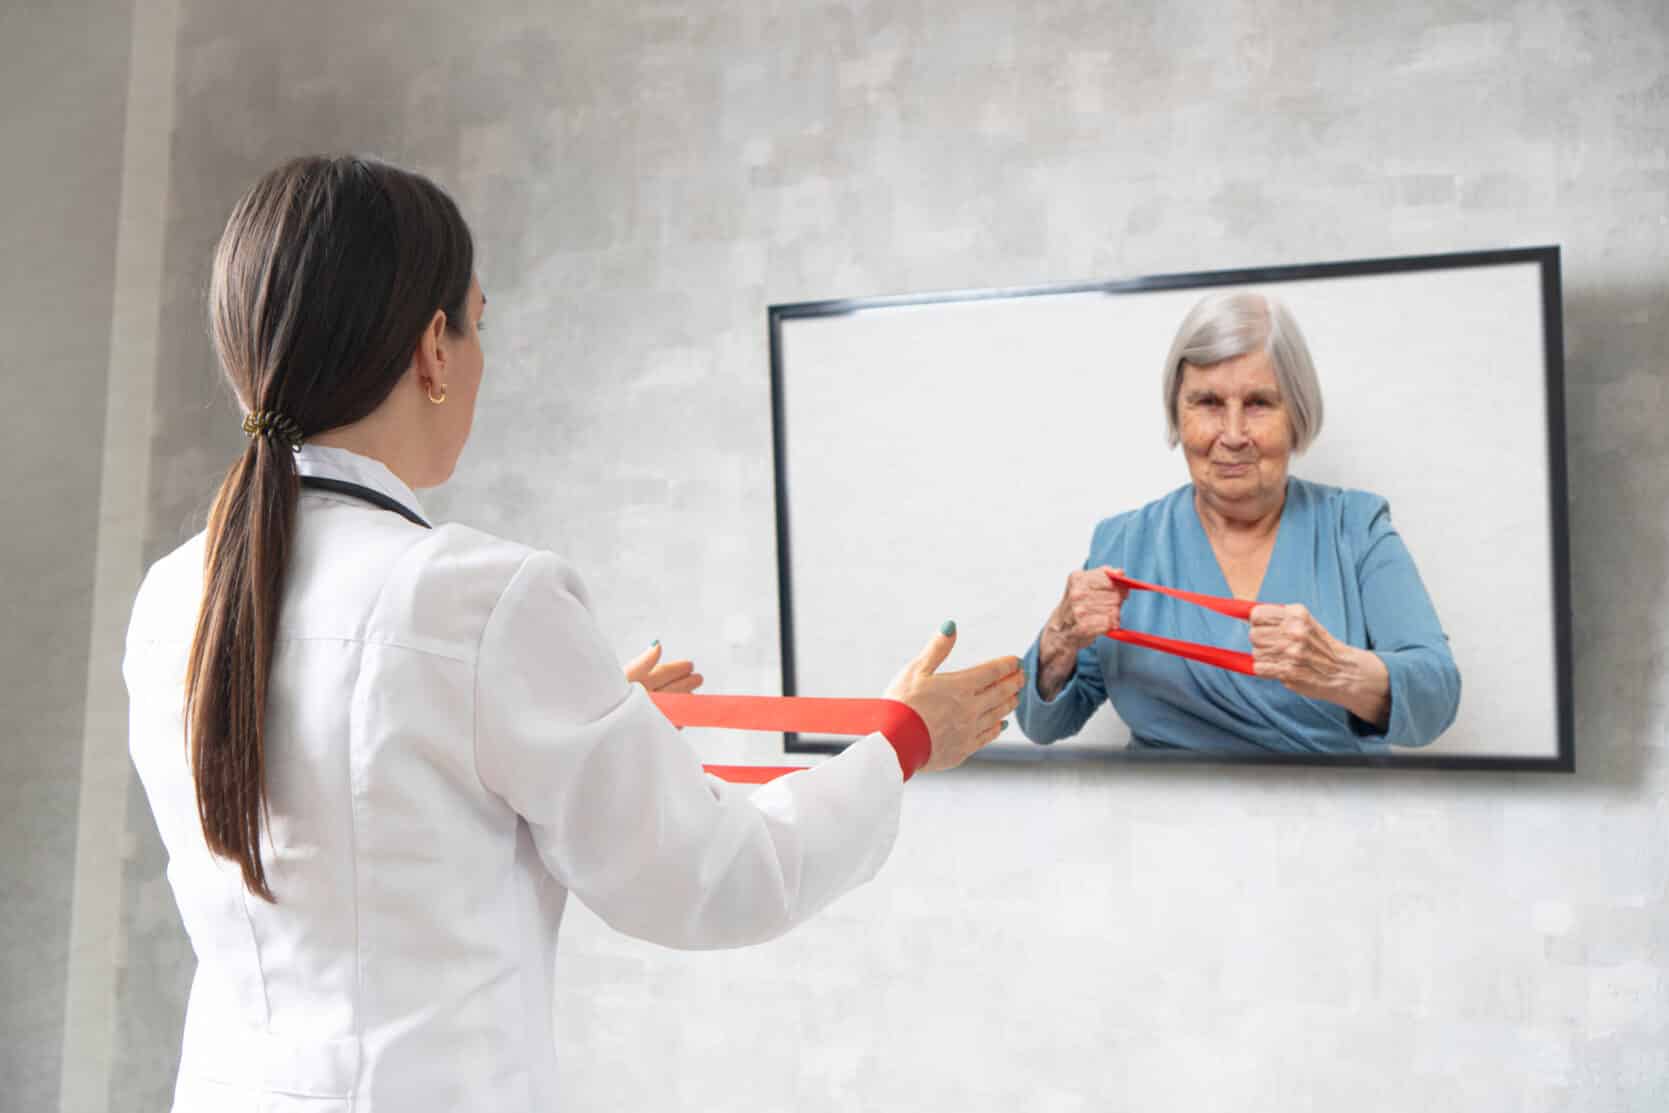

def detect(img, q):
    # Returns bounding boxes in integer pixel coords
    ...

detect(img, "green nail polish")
[939,620,956,637]
[651,639,660,647]
[1000,720,1010,731]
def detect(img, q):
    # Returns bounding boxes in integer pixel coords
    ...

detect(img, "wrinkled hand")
[885,625,1024,773]
[624,642,704,694]
[1042,566,1131,658]
[1249,603,1391,725]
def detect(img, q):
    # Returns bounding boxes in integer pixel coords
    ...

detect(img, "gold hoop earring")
[428,382,447,405]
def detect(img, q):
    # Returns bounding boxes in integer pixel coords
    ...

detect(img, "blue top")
[1016,478,1461,754]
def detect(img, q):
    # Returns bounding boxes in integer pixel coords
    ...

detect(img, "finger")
[976,718,1008,748]
[955,654,1023,691]
[1073,600,1117,626]
[624,641,662,683]
[976,684,1020,730]
[660,673,704,694]
[978,672,1026,716]
[912,621,958,676]
[1090,566,1130,599]
[1249,605,1286,625]
[647,660,695,687]
[977,685,1012,718]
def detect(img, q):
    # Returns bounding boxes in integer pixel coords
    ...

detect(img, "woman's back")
[127,155,1021,1112]
[127,452,570,1109]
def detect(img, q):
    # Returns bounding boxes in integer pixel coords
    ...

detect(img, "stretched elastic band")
[698,764,798,785]
[651,693,931,785]
[1103,570,1258,676]
[1105,571,1256,621]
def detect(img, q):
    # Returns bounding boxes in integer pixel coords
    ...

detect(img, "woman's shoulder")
[426,520,541,569]
[410,524,594,612]
[1084,484,1193,560]
[333,523,598,658]
[127,531,209,647]
[1093,484,1194,536]
[124,520,595,659]
[1287,477,1393,537]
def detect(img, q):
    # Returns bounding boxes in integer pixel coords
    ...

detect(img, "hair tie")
[241,410,305,451]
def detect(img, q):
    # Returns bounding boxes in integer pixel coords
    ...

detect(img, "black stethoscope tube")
[299,476,432,530]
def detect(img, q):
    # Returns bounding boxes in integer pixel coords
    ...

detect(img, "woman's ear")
[425,308,448,370]
[410,308,448,384]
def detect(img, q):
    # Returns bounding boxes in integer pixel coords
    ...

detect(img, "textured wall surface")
[6,0,1667,1109]
[0,0,133,1104]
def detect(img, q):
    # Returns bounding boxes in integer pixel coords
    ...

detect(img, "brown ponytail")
[185,156,473,900]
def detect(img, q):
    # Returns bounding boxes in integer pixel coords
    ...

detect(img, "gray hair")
[1160,290,1324,453]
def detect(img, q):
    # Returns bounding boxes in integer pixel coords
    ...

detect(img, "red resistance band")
[651,693,931,786]
[1103,570,1258,676]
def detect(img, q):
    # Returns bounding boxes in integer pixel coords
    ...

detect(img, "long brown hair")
[187,156,473,900]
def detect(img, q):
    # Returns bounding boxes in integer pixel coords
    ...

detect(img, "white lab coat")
[125,445,903,1112]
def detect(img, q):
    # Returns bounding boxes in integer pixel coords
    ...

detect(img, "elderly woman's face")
[1177,349,1292,513]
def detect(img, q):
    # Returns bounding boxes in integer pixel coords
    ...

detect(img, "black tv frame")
[767,246,1572,773]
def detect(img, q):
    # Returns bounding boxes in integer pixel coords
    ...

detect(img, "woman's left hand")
[1249,603,1389,726]
[625,642,704,694]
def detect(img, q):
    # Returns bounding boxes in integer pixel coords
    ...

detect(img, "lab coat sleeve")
[472,550,904,949]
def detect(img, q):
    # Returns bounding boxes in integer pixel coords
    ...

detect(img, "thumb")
[624,640,662,683]
[912,620,957,676]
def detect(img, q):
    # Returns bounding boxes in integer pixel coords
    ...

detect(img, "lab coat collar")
[295,444,428,524]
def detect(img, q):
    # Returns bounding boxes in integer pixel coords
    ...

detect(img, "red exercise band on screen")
[652,693,930,786]
[1103,570,1257,676]
[664,572,1255,785]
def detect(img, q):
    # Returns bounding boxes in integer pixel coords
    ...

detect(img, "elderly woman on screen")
[1017,291,1461,755]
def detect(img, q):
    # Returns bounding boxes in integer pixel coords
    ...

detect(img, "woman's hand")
[1249,603,1390,727]
[885,624,1024,773]
[1035,567,1130,700]
[624,642,704,694]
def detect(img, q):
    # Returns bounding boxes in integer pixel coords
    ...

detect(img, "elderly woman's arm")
[1016,566,1129,743]
[1017,635,1109,743]
[1249,604,1392,726]
[1250,498,1460,747]
[1349,501,1461,747]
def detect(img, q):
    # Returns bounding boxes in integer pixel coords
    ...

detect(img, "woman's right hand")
[1041,566,1129,657]
[1034,567,1129,700]
[884,624,1024,773]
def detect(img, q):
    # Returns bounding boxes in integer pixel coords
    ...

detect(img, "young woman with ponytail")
[125,156,1022,1111]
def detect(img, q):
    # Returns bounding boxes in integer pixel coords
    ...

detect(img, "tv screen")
[769,248,1571,770]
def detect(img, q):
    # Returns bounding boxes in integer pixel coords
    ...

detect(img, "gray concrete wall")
[0,0,133,1104]
[6,0,1667,1109]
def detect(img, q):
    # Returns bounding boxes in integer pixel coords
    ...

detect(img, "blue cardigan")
[1017,478,1461,754]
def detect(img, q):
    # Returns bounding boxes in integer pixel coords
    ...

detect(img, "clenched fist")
[1034,566,1131,700]
[1043,567,1131,655]
[1249,603,1389,727]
